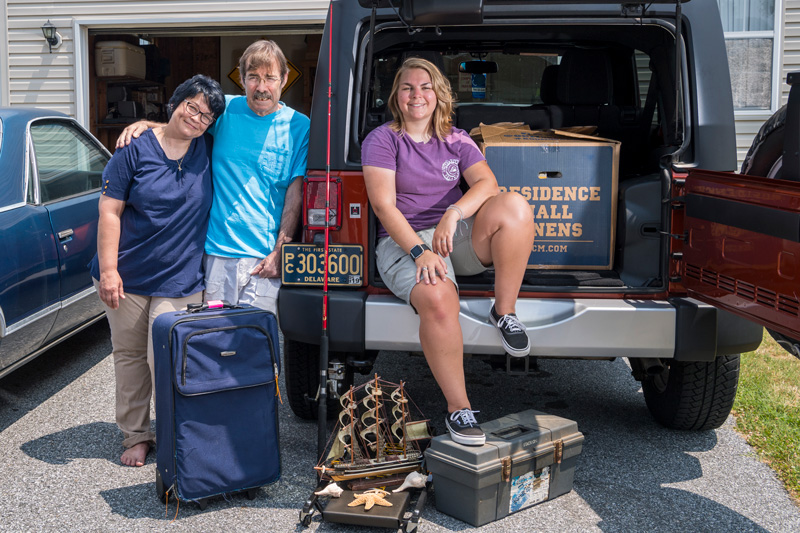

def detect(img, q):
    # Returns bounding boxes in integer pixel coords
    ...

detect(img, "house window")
[717,0,781,111]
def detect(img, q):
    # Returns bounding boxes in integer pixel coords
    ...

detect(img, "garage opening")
[87,26,323,152]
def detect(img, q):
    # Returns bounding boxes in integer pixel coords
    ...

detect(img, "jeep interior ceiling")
[355,1,690,295]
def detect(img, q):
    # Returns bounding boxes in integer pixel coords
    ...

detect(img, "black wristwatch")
[409,243,431,261]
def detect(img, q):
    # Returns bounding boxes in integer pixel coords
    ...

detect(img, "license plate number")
[281,243,363,286]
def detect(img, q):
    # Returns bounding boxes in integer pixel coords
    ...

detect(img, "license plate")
[281,243,364,287]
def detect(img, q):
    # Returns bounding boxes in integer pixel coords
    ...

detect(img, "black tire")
[284,339,354,420]
[741,105,800,358]
[155,468,167,504]
[741,104,787,179]
[642,355,740,430]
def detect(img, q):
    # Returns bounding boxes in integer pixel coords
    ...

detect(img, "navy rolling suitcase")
[152,302,281,507]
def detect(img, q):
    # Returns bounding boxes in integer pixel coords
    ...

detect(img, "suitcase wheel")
[155,469,168,504]
[196,498,209,510]
[300,511,313,527]
[246,488,258,500]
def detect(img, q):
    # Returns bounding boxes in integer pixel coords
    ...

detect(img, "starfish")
[347,489,393,511]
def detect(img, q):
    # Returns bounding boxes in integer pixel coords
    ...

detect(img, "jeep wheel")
[284,339,353,420]
[642,355,740,430]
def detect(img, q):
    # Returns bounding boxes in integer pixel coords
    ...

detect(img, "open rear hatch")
[356,0,691,294]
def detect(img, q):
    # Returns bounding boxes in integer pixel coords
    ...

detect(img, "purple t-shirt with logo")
[361,124,485,237]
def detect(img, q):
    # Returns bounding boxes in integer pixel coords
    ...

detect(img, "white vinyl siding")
[4,1,329,118]
[718,0,788,168]
[784,0,800,103]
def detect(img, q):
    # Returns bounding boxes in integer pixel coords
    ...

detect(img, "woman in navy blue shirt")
[90,75,225,467]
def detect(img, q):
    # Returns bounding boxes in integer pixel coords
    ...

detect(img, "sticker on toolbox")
[509,466,550,513]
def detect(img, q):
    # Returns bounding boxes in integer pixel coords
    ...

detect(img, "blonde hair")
[387,57,454,140]
[239,40,288,80]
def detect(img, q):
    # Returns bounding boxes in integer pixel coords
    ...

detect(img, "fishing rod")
[317,1,334,458]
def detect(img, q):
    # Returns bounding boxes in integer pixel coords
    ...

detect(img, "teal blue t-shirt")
[205,95,310,258]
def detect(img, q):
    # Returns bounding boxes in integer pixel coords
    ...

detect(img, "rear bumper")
[278,288,762,359]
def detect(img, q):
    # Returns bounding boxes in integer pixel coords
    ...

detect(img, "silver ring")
[421,266,428,270]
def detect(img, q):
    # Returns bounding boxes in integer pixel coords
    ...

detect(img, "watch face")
[411,243,430,260]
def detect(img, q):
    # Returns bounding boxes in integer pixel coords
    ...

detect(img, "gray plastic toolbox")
[425,409,584,526]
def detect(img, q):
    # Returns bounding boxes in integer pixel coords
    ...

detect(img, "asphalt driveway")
[0,320,798,532]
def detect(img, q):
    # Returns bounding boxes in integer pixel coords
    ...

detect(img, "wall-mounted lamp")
[41,20,63,53]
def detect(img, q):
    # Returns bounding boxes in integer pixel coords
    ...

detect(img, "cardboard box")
[426,409,584,526]
[95,41,146,79]
[472,123,619,270]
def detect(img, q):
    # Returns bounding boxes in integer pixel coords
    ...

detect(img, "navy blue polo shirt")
[90,129,213,297]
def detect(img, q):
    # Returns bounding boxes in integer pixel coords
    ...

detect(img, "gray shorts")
[375,216,487,304]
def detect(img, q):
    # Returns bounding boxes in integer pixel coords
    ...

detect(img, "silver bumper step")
[365,295,676,359]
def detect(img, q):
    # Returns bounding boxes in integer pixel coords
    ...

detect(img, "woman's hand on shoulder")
[98,270,125,309]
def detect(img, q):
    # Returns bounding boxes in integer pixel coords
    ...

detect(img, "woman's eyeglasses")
[183,100,215,125]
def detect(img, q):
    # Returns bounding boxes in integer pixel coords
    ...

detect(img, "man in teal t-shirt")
[118,40,310,313]
[202,40,310,313]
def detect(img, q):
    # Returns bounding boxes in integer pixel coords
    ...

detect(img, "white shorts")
[203,254,281,314]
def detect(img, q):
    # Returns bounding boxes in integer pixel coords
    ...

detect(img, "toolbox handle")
[491,424,537,440]
[185,300,241,313]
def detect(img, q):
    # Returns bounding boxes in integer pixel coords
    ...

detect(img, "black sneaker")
[489,305,531,357]
[445,408,486,446]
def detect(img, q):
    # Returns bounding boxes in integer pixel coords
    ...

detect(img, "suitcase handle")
[186,300,241,313]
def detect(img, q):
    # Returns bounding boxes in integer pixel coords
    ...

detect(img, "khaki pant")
[95,280,202,449]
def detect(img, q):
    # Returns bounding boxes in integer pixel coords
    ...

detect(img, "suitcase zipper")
[274,362,283,404]
[181,325,274,386]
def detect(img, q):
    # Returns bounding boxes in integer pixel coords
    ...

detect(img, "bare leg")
[410,280,470,413]
[471,192,535,314]
[121,442,150,467]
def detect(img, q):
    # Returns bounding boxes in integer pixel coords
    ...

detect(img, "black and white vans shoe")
[489,305,531,358]
[445,408,486,446]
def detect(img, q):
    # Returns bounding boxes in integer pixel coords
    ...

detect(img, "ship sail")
[315,375,432,483]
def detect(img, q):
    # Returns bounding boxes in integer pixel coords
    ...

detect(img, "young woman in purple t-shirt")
[362,57,535,446]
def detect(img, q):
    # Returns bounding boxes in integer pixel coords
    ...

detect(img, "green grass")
[732,330,800,501]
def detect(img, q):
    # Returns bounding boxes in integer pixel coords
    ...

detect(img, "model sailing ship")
[316,375,432,484]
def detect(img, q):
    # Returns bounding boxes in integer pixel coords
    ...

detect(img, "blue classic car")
[0,107,109,378]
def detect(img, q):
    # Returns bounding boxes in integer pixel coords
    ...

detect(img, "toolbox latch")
[554,440,563,464]
[501,456,512,482]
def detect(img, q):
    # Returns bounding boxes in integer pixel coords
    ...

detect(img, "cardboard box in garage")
[471,124,619,270]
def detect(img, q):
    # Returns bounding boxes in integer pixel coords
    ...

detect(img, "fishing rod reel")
[326,361,347,399]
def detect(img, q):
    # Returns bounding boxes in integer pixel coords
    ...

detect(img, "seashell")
[315,482,344,497]
[392,471,427,492]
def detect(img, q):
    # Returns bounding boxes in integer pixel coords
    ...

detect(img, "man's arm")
[251,176,303,278]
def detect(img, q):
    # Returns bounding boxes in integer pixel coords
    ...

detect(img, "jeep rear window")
[372,51,559,107]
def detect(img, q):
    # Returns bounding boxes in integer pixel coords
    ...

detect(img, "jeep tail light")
[303,176,342,230]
